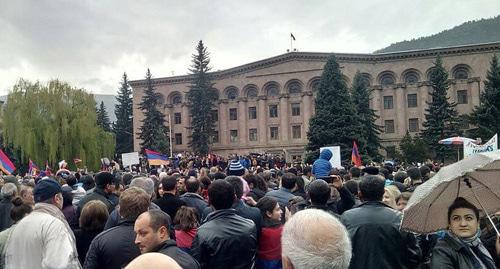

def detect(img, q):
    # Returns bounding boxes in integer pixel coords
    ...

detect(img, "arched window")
[246,86,258,98]
[171,94,182,105]
[379,73,396,86]
[287,81,302,94]
[309,78,321,91]
[226,87,238,100]
[404,72,420,84]
[453,67,469,79]
[361,73,372,87]
[265,83,280,97]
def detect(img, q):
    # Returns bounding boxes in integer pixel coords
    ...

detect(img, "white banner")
[122,152,140,167]
[464,134,498,158]
[320,146,342,168]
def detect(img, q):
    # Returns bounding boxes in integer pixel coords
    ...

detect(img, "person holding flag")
[28,159,39,176]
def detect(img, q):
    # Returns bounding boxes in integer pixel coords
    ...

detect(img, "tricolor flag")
[0,149,16,175]
[28,159,39,175]
[351,141,362,167]
[145,149,169,166]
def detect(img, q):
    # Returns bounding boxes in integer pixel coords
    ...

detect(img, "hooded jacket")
[312,149,333,178]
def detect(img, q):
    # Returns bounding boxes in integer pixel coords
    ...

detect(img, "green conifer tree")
[468,55,500,143]
[186,40,218,156]
[421,55,461,162]
[351,71,382,162]
[114,73,134,154]
[306,55,365,163]
[137,69,170,153]
[96,101,112,132]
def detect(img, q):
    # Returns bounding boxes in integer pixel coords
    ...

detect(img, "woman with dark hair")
[431,197,499,269]
[174,206,199,253]
[73,200,109,265]
[244,174,268,202]
[61,185,78,229]
[0,196,33,266]
[255,196,283,269]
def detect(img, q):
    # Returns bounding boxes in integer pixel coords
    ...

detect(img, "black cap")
[362,166,380,176]
[33,178,62,203]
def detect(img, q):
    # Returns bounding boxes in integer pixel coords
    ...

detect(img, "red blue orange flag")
[351,141,362,167]
[28,159,39,175]
[0,149,16,175]
[145,149,169,166]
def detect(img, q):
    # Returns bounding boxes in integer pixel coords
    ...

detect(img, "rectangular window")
[230,130,238,142]
[248,107,257,120]
[174,133,182,145]
[229,108,237,121]
[211,110,218,122]
[457,90,468,104]
[409,118,419,132]
[292,125,301,139]
[211,131,219,143]
[291,103,301,116]
[249,128,258,141]
[270,126,279,140]
[385,120,395,133]
[174,113,181,124]
[407,94,418,108]
[383,96,394,109]
[269,104,278,118]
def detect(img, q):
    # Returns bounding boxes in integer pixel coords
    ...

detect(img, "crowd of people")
[0,148,499,269]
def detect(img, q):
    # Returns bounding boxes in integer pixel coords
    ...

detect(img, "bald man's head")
[282,209,352,269]
[125,253,181,269]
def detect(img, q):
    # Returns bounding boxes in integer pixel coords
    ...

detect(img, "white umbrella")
[401,150,500,235]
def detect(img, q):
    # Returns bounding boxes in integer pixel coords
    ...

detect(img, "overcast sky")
[1,0,499,96]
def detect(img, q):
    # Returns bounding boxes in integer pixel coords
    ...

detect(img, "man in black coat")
[154,176,186,220]
[83,187,150,269]
[134,209,200,269]
[179,177,208,221]
[299,175,355,216]
[0,183,17,232]
[77,172,116,217]
[340,175,421,269]
[192,180,257,269]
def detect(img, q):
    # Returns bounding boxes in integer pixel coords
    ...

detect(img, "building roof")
[130,41,500,87]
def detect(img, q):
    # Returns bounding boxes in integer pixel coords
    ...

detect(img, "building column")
[238,99,248,146]
[302,92,312,140]
[394,87,406,135]
[258,97,267,145]
[371,89,382,126]
[181,103,190,147]
[219,101,228,145]
[280,95,290,142]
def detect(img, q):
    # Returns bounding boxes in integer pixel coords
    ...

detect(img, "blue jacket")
[312,149,333,178]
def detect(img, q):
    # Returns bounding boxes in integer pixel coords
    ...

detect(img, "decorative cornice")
[129,42,500,88]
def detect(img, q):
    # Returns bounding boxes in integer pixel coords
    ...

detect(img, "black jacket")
[298,186,355,215]
[180,192,208,220]
[431,233,496,269]
[341,201,421,269]
[192,209,257,269]
[154,193,186,220]
[74,229,102,266]
[83,220,140,269]
[0,198,13,232]
[153,240,200,269]
[77,188,116,217]
[202,200,262,237]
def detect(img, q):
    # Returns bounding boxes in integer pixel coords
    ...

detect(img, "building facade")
[130,42,500,161]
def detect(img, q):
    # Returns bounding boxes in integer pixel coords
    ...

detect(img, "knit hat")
[228,160,245,176]
[33,178,62,203]
[362,166,379,176]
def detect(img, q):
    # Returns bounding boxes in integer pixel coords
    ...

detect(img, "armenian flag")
[145,149,169,166]
[28,159,39,175]
[0,149,16,175]
[351,141,362,167]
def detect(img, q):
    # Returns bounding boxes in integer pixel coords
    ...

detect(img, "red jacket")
[258,225,283,260]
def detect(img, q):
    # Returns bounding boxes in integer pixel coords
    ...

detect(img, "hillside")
[375,15,500,53]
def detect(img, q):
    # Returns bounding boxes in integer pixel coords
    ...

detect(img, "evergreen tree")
[351,71,382,162]
[399,131,430,164]
[306,55,365,163]
[421,55,461,162]
[468,55,500,142]
[186,40,218,156]
[137,69,170,153]
[114,73,134,154]
[96,101,112,132]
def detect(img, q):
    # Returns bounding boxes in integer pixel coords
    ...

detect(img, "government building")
[130,42,500,161]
